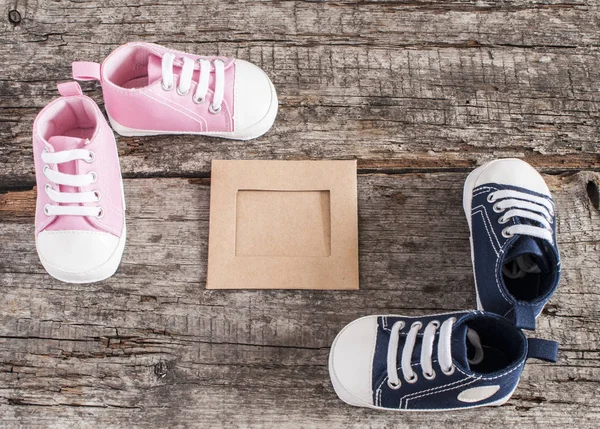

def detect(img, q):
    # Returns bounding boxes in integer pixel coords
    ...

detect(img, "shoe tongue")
[48,135,87,151]
[451,322,484,371]
[47,135,87,193]
[147,54,164,85]
[451,323,470,370]
[505,236,549,273]
[45,136,91,231]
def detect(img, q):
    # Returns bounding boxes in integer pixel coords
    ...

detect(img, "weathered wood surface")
[1,0,600,427]
[2,0,600,187]
[1,173,599,427]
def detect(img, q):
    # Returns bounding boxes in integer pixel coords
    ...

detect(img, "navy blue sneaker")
[463,159,561,330]
[329,311,558,411]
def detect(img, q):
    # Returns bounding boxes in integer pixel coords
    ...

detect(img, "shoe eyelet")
[423,370,436,380]
[411,321,423,330]
[93,190,101,202]
[209,103,222,114]
[86,151,95,163]
[430,320,440,328]
[387,379,401,390]
[161,80,174,91]
[89,172,97,183]
[192,95,204,105]
[487,193,497,203]
[42,147,49,155]
[44,183,52,193]
[43,204,51,216]
[442,366,455,376]
[493,203,504,213]
[176,86,189,96]
[43,165,50,174]
[405,373,418,384]
[96,207,104,218]
[498,216,509,224]
[502,228,514,239]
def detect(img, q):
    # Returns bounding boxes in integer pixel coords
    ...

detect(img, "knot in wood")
[8,10,21,24]
[154,361,169,379]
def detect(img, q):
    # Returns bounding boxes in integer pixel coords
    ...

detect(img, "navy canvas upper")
[369,311,557,411]
[469,183,561,330]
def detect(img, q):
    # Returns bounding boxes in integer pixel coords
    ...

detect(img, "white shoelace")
[42,147,103,218]
[386,318,484,389]
[386,318,455,388]
[487,189,554,243]
[161,52,225,113]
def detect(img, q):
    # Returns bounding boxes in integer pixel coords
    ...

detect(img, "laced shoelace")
[386,318,484,389]
[42,146,103,218]
[387,318,455,388]
[487,189,555,243]
[161,52,225,113]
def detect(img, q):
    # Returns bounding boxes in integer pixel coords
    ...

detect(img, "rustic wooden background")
[1,0,599,427]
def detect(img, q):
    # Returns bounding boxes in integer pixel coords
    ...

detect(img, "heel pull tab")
[72,61,101,82]
[57,81,83,97]
[527,338,558,363]
[513,304,536,330]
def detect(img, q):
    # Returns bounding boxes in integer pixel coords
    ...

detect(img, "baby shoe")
[329,311,558,411]
[71,42,278,140]
[33,82,126,283]
[463,159,560,330]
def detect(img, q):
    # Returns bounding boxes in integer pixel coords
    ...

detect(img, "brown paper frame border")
[206,160,359,290]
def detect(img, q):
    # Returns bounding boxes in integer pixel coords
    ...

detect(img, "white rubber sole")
[328,329,372,408]
[108,79,278,141]
[36,224,127,284]
[463,161,500,311]
[329,325,516,411]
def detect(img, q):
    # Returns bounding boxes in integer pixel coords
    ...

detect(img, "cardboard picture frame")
[206,160,359,290]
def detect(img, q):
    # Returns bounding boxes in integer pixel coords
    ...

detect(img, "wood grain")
[1,0,599,427]
[1,1,600,186]
[1,172,599,427]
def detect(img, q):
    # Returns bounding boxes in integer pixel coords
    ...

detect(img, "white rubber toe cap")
[474,158,550,196]
[233,59,277,133]
[36,230,123,283]
[329,316,378,407]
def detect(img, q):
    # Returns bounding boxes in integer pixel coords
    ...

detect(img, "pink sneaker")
[72,42,278,140]
[33,82,126,283]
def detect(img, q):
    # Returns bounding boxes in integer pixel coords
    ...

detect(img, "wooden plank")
[1,2,600,185]
[3,1,600,50]
[0,171,598,427]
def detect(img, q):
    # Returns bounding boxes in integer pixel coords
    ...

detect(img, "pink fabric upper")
[72,42,237,133]
[33,82,125,238]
